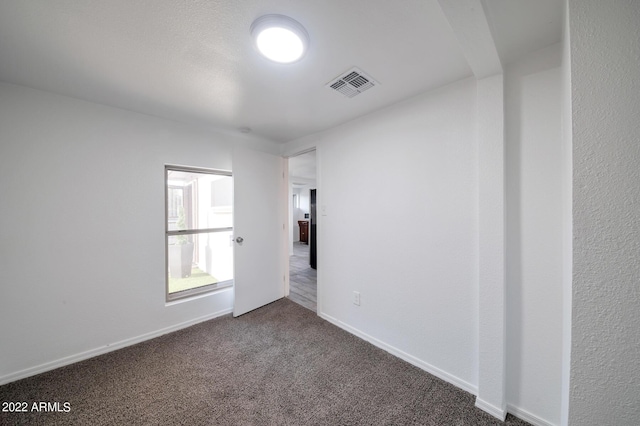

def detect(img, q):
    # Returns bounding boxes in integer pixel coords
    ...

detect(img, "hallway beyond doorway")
[288,242,317,312]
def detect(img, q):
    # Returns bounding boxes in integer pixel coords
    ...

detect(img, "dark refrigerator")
[310,189,317,269]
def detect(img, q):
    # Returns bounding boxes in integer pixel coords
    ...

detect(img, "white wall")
[292,186,311,242]
[560,3,573,423]
[568,1,640,424]
[476,73,506,419]
[292,187,302,241]
[298,187,311,221]
[286,77,480,392]
[284,53,568,424]
[505,43,564,426]
[0,82,276,383]
[289,185,312,247]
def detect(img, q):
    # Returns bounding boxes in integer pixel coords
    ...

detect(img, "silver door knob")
[235,237,244,243]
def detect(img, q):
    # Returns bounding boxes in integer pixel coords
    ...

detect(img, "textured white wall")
[505,43,563,426]
[287,78,480,392]
[569,1,640,424]
[0,82,273,383]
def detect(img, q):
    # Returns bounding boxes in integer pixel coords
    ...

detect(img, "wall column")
[476,73,506,420]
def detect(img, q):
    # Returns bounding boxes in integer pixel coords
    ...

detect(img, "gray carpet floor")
[0,299,530,426]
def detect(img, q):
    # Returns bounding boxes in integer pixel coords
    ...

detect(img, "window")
[165,165,233,301]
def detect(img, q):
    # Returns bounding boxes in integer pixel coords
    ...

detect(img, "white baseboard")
[475,397,507,421]
[0,307,232,386]
[2,306,557,426]
[318,311,478,396]
[507,404,556,426]
[317,312,557,426]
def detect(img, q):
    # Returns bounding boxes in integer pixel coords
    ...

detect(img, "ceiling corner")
[436,0,502,78]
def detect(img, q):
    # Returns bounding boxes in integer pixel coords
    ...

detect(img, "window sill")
[165,280,233,305]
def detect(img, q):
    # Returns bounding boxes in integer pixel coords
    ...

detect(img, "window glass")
[166,166,233,301]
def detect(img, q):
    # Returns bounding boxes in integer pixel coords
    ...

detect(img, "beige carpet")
[0,298,530,425]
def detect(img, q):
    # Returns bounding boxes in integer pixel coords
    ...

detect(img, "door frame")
[285,147,320,314]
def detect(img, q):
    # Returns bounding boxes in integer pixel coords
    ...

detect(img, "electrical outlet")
[353,291,360,306]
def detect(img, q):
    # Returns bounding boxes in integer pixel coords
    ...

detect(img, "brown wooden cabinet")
[298,220,309,244]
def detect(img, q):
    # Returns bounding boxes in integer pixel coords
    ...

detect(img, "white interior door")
[233,147,286,317]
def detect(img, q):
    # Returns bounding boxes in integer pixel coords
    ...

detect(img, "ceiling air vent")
[326,67,378,98]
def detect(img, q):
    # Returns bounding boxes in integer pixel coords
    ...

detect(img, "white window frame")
[165,164,233,302]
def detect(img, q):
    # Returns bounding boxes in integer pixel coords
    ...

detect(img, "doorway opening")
[287,150,317,312]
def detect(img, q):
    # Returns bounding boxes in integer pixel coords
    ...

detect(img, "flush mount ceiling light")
[250,14,309,64]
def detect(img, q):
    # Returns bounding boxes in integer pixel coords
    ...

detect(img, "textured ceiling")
[0,0,562,143]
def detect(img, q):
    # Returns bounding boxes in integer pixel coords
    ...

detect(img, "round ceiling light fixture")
[250,14,309,64]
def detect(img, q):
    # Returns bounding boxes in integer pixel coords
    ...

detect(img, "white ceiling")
[0,1,562,144]
[482,0,563,66]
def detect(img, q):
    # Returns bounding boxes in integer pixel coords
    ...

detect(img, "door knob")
[235,237,244,243]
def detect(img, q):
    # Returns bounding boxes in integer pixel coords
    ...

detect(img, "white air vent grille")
[326,67,378,98]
